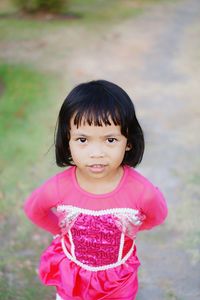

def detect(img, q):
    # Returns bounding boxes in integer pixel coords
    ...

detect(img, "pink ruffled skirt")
[39,237,140,300]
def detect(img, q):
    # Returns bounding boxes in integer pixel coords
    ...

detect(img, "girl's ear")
[126,143,132,151]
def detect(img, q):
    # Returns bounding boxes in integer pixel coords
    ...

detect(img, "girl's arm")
[139,185,168,231]
[24,176,61,235]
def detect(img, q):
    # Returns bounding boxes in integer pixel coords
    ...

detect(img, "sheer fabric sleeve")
[24,175,61,234]
[139,185,168,231]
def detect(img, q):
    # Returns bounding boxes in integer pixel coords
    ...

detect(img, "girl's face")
[69,117,130,182]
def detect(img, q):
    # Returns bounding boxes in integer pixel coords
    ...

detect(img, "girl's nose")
[89,145,105,158]
[90,152,104,158]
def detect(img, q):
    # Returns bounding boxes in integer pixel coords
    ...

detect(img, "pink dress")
[24,166,168,300]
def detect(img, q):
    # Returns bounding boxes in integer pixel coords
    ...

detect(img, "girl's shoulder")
[125,166,156,190]
[35,166,75,193]
[54,165,74,180]
[124,165,165,202]
[45,165,73,179]
[125,166,167,215]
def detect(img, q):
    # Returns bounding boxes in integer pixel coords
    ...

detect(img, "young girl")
[24,80,168,300]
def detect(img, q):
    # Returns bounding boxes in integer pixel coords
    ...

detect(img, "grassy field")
[0,60,63,297]
[0,64,58,298]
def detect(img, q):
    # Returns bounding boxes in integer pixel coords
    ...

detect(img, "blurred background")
[0,0,200,299]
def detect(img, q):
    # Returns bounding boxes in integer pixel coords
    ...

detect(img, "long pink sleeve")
[138,185,168,231]
[24,175,61,235]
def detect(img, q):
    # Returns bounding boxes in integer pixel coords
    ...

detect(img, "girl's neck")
[75,166,124,195]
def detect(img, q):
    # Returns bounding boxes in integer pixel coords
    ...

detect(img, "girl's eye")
[107,138,117,143]
[77,138,87,143]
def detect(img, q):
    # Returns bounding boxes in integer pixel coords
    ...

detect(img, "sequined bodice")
[57,205,145,271]
[71,214,121,266]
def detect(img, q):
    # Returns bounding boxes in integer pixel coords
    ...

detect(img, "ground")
[0,0,200,299]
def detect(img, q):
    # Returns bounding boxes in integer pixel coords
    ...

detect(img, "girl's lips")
[87,164,107,173]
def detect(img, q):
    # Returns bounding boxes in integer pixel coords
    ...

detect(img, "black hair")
[55,80,144,167]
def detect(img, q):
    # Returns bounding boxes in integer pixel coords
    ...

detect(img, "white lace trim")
[61,237,135,272]
[118,232,125,262]
[57,205,140,217]
[56,294,63,300]
[68,229,76,259]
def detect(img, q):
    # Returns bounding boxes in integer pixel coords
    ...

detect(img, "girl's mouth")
[87,164,107,173]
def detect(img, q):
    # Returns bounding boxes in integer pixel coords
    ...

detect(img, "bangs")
[72,95,122,128]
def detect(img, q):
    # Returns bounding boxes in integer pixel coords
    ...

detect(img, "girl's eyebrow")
[70,133,88,137]
[104,133,122,137]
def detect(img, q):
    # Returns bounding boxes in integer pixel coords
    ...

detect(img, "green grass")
[0,0,142,41]
[0,0,173,41]
[0,62,58,224]
[0,64,55,169]
[68,0,143,23]
[0,62,59,214]
[0,63,59,298]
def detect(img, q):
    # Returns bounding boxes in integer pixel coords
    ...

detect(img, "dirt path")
[62,2,200,298]
[1,0,200,299]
